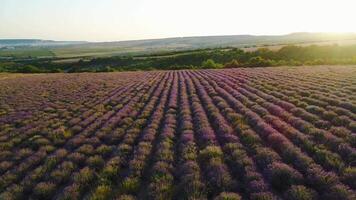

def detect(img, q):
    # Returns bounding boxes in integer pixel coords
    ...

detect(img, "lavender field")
[0,66,355,200]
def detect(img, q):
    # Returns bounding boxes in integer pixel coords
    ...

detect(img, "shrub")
[313,148,344,171]
[17,65,42,73]
[118,144,132,156]
[206,158,234,191]
[250,192,277,200]
[74,167,95,186]
[341,167,356,189]
[91,185,112,200]
[96,145,113,157]
[255,148,281,168]
[248,180,268,193]
[178,177,205,199]
[180,132,194,143]
[121,177,140,194]
[78,144,95,155]
[329,127,351,139]
[349,122,356,132]
[0,161,13,173]
[224,60,241,68]
[202,59,223,69]
[116,195,136,200]
[266,162,303,191]
[199,145,223,162]
[50,161,75,183]
[333,116,351,127]
[0,184,24,200]
[247,56,272,67]
[284,185,318,200]
[71,125,82,134]
[62,184,81,200]
[214,192,242,200]
[67,152,86,165]
[97,66,115,72]
[240,130,261,148]
[305,105,323,115]
[33,182,56,199]
[306,166,338,191]
[322,184,355,200]
[178,161,200,176]
[86,155,105,169]
[349,133,356,147]
[101,165,120,183]
[147,175,174,199]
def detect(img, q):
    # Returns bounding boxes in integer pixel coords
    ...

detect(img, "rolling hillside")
[2,33,356,58]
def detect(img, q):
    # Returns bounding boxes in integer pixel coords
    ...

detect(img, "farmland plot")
[0,66,355,200]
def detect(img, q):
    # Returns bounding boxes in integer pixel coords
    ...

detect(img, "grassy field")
[2,36,356,60]
[0,48,55,58]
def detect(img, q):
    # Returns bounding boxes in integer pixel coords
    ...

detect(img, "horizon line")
[1,31,356,43]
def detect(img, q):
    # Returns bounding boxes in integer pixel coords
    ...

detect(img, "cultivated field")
[0,66,355,200]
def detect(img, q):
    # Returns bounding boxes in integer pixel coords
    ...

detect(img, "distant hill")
[93,32,356,48]
[2,33,356,48]
[0,39,87,48]
[59,32,356,50]
[2,33,356,58]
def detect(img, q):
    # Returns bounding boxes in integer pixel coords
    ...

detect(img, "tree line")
[1,44,356,73]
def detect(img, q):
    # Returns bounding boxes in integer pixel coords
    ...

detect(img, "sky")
[0,0,355,42]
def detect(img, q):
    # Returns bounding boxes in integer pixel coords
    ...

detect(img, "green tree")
[17,65,42,73]
[224,59,241,68]
[247,56,272,67]
[202,59,222,69]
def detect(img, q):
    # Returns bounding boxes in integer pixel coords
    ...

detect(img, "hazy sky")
[0,0,355,42]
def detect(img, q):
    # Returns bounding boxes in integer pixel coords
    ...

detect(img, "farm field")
[0,66,355,200]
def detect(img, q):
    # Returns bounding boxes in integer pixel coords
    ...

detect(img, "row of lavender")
[0,66,355,200]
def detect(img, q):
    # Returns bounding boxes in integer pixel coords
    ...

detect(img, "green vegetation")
[0,48,54,58]
[202,59,223,69]
[1,44,356,73]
